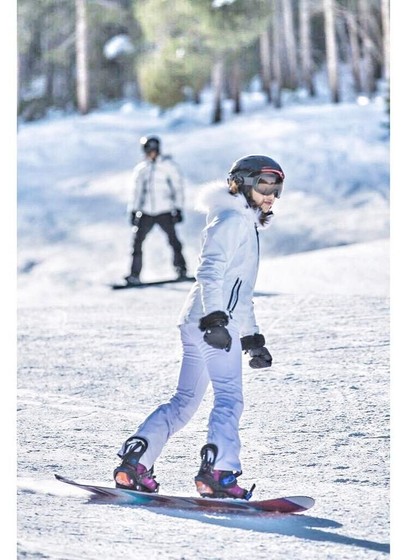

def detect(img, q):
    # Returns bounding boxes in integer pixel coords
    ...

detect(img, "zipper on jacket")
[149,161,156,213]
[255,224,260,262]
[140,161,154,210]
[227,277,242,318]
[140,179,147,208]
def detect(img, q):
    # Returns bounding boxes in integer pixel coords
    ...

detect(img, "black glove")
[240,333,265,351]
[248,347,272,369]
[171,209,183,223]
[240,333,272,369]
[199,311,232,352]
[131,210,142,226]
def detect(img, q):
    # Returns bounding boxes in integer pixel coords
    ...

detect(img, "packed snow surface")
[17,91,389,559]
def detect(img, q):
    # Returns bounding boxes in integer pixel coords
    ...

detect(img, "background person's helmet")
[140,135,161,154]
[227,155,285,199]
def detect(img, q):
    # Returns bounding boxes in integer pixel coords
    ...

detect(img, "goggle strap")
[242,174,283,187]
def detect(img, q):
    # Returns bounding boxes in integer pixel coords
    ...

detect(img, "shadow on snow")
[89,497,390,555]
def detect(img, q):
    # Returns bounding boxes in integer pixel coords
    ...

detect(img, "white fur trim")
[194,181,275,229]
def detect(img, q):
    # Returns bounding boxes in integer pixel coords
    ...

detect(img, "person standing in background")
[125,135,188,285]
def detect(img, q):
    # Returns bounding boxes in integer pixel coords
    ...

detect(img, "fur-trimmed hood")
[194,181,274,229]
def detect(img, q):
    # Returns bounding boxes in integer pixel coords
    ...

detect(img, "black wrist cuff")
[199,311,229,332]
[240,333,265,351]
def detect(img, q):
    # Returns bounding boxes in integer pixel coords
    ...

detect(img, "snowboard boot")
[194,444,255,500]
[176,266,188,280]
[124,275,142,286]
[113,436,159,493]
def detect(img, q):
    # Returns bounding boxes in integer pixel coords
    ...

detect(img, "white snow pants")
[121,322,244,472]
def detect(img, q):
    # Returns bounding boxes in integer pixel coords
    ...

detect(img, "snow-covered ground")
[14,87,391,559]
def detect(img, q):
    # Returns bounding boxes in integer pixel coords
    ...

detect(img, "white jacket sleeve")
[196,212,242,316]
[240,301,259,339]
[128,164,145,213]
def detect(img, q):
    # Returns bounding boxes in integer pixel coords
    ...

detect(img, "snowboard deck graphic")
[55,474,315,514]
[111,277,195,290]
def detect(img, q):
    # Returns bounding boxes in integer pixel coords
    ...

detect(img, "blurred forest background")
[17,0,390,123]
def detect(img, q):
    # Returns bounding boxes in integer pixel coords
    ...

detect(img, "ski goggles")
[242,170,284,198]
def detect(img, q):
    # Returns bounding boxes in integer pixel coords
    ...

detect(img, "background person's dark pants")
[130,212,187,278]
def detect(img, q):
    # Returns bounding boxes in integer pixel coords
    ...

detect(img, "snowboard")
[111,277,195,290]
[55,474,314,514]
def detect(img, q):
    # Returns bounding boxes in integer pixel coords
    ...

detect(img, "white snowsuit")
[123,184,271,472]
[127,154,187,277]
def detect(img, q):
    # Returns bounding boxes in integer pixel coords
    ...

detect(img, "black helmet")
[140,135,160,154]
[228,155,285,198]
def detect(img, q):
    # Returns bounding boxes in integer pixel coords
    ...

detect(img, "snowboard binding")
[113,437,159,493]
[194,444,255,500]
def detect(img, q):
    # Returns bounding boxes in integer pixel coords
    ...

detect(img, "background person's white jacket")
[129,155,184,216]
[179,184,272,337]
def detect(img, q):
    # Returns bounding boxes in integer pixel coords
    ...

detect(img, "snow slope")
[15,92,390,559]
[17,93,389,304]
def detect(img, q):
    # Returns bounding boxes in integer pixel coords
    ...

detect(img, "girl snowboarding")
[114,154,285,499]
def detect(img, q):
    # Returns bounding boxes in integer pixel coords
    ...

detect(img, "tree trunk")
[45,61,55,106]
[358,0,376,95]
[282,0,298,90]
[345,8,363,94]
[323,0,340,103]
[381,0,390,81]
[231,57,241,114]
[299,0,315,97]
[259,29,272,103]
[212,57,224,124]
[43,8,55,107]
[75,0,90,115]
[271,0,283,108]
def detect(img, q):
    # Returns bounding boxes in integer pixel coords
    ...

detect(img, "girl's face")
[250,189,276,213]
